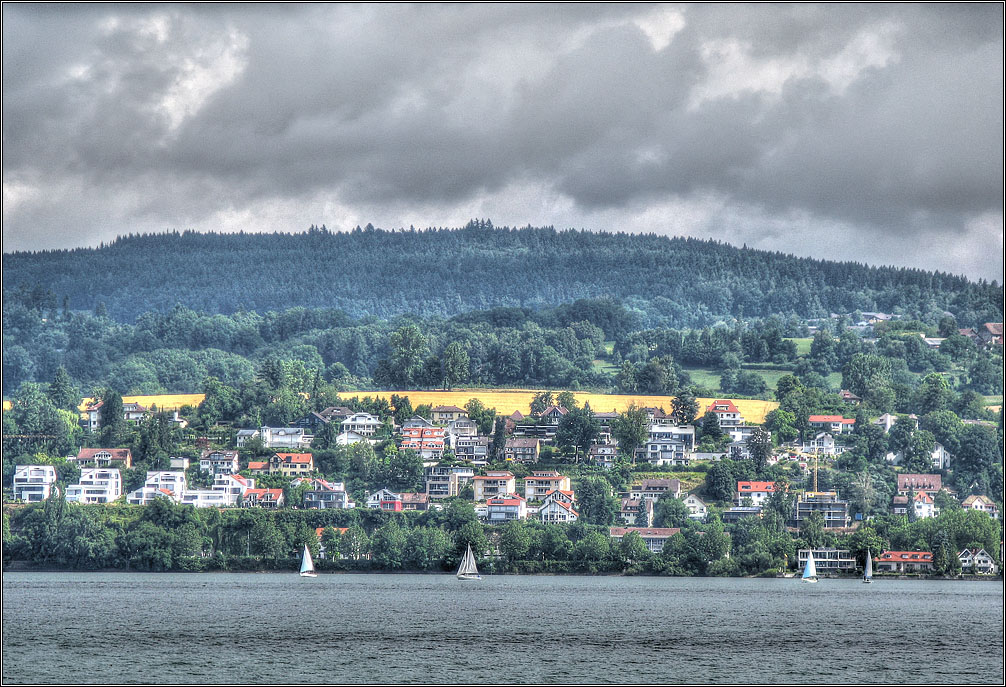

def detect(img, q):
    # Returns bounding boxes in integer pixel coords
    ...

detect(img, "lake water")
[2,572,1003,684]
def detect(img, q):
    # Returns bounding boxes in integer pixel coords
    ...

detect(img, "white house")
[961,495,999,519]
[735,481,776,507]
[802,432,845,455]
[485,494,527,522]
[885,442,952,470]
[807,415,856,435]
[958,548,999,575]
[126,471,187,505]
[538,490,578,523]
[180,473,255,508]
[473,471,516,501]
[705,400,745,428]
[341,413,384,437]
[608,527,681,554]
[682,493,708,520]
[13,465,58,502]
[523,471,571,501]
[637,424,695,466]
[335,430,369,446]
[199,450,240,475]
[627,478,682,502]
[180,490,232,508]
[66,468,122,504]
[911,491,937,519]
[236,427,313,449]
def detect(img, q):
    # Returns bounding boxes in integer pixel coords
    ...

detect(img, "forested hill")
[3,222,1001,327]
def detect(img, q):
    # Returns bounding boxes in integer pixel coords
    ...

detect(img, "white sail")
[456,544,480,580]
[802,551,818,582]
[864,549,873,582]
[300,544,317,577]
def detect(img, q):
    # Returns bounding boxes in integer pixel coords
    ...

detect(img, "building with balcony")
[524,471,571,502]
[473,471,516,500]
[66,468,122,504]
[797,548,857,573]
[199,450,239,475]
[12,465,58,502]
[608,527,681,554]
[791,491,850,529]
[126,471,187,505]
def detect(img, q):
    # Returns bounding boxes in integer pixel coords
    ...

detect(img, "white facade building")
[66,468,122,504]
[126,471,188,505]
[13,465,58,502]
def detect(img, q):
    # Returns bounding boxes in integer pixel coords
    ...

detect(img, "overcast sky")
[3,4,1003,280]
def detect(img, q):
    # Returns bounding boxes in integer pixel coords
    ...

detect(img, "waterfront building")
[12,465,58,502]
[66,468,122,504]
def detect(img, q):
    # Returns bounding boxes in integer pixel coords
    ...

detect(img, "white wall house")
[180,473,255,508]
[13,465,58,502]
[66,468,122,504]
[341,413,383,437]
[199,450,240,475]
[539,491,578,523]
[682,493,708,520]
[236,427,313,449]
[126,471,187,505]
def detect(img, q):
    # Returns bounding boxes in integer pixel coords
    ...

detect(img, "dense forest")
[4,288,1002,402]
[3,222,1001,327]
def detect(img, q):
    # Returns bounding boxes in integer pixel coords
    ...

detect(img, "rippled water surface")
[3,573,1003,684]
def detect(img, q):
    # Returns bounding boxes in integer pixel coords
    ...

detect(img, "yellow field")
[2,400,10,412]
[5,390,777,423]
[77,394,206,412]
[363,389,778,423]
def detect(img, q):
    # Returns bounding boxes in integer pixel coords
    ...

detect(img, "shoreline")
[4,563,1001,581]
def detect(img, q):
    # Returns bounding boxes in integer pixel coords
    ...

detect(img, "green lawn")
[786,337,813,356]
[681,365,722,390]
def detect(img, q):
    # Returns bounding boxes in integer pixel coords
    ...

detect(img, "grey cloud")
[2,3,1002,281]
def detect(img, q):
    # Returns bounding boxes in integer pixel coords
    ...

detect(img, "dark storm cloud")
[2,3,1002,279]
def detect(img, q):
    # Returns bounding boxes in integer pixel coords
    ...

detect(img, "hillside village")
[5,334,1003,577]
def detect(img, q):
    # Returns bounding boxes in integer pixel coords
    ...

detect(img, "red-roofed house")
[896,474,942,498]
[620,497,654,527]
[912,491,936,519]
[82,401,147,431]
[807,415,856,434]
[473,471,516,500]
[539,491,578,523]
[874,551,934,573]
[243,488,284,509]
[735,481,776,507]
[978,322,1004,347]
[608,527,681,553]
[247,461,269,474]
[486,494,527,522]
[400,426,447,460]
[705,400,744,428]
[74,448,133,469]
[540,405,569,426]
[268,452,315,477]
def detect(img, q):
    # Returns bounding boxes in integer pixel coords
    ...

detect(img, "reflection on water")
[3,573,1003,684]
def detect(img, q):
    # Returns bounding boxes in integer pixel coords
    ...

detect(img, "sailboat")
[299,544,317,578]
[456,543,481,580]
[801,550,818,583]
[863,549,873,584]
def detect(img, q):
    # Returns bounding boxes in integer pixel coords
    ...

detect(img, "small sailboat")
[456,543,481,580]
[863,549,873,584]
[801,550,818,583]
[299,544,317,578]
